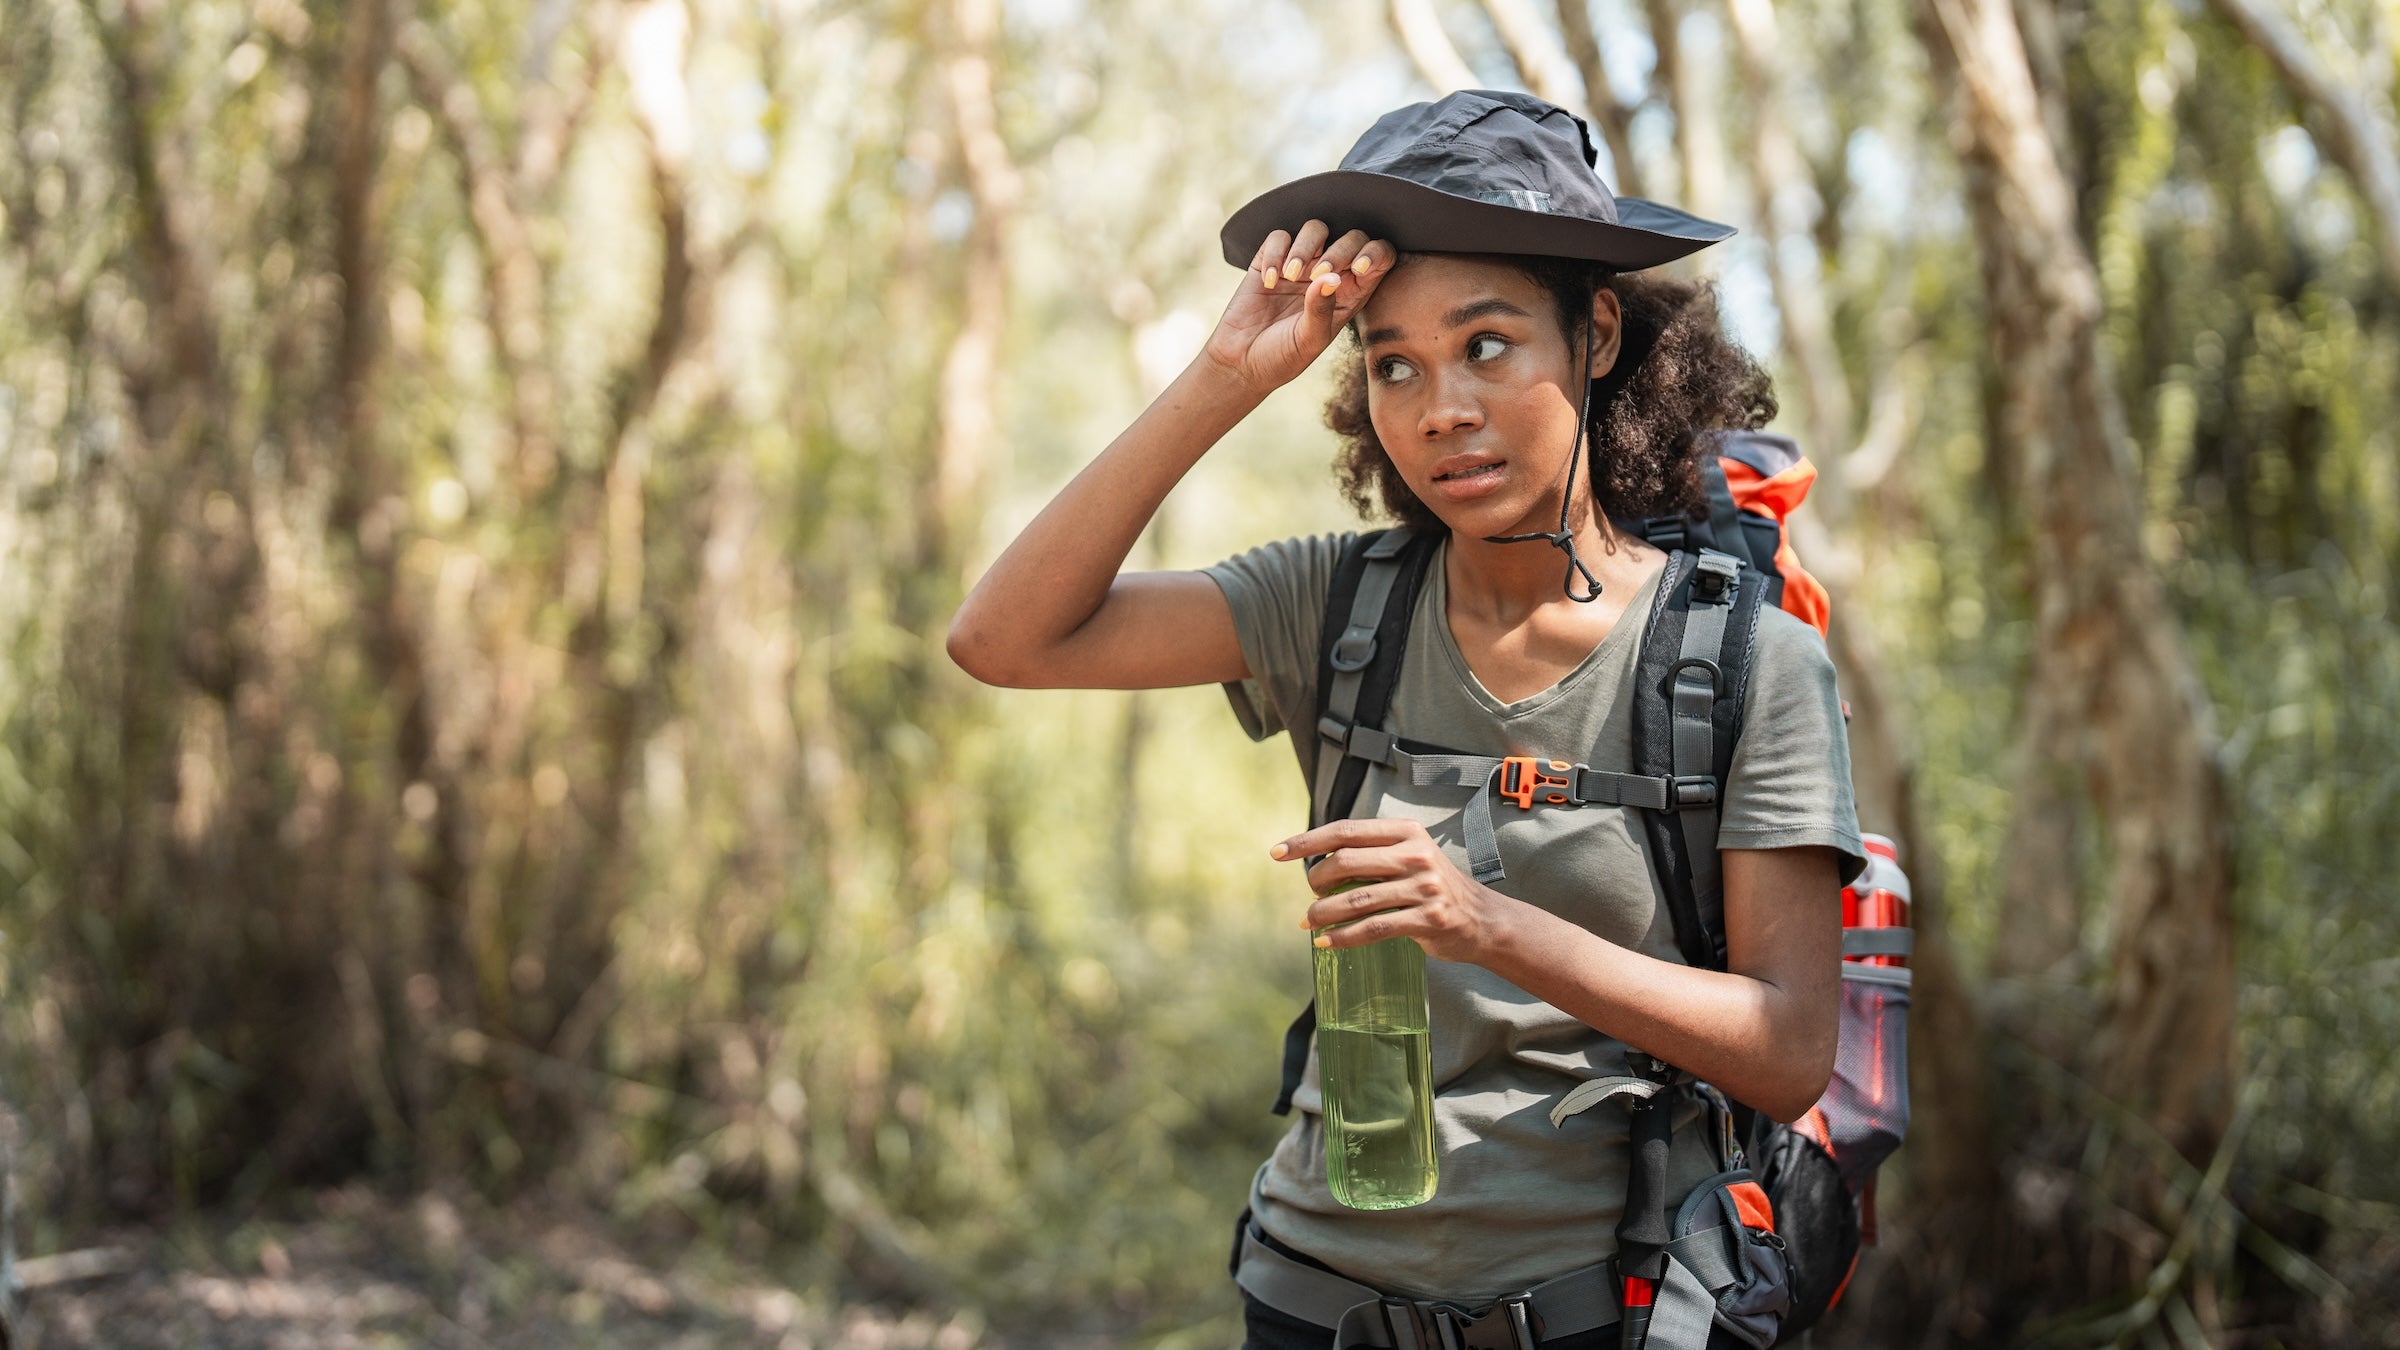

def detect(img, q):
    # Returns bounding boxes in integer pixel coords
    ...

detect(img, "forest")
[1,0,2397,1344]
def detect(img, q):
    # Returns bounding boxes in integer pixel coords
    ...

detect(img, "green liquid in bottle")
[1313,883,1437,1210]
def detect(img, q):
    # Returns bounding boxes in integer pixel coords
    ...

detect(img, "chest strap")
[1233,1218,1742,1349]
[1314,722,1718,885]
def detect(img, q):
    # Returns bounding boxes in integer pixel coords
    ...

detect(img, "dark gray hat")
[1219,89,1734,272]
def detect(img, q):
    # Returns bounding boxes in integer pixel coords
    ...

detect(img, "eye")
[1374,356,1418,383]
[1467,333,1510,362]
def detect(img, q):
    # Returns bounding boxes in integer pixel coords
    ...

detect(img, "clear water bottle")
[1313,882,1438,1210]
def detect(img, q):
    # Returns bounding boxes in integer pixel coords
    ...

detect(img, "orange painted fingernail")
[1312,934,1332,949]
[1261,268,1277,290]
[1283,256,1305,281]
[1318,276,1339,296]
[1270,842,1289,859]
[1310,259,1333,279]
[1353,255,1373,275]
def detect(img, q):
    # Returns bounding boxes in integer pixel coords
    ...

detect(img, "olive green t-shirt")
[1206,531,1864,1302]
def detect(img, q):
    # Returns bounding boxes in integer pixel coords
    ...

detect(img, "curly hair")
[1324,256,1777,531]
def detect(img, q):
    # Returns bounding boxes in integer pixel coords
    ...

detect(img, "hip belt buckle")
[1384,1292,1543,1350]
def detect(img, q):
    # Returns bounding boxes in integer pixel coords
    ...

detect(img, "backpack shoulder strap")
[1632,547,1767,972]
[1309,527,1443,827]
[1615,548,1770,1323]
[1270,525,1442,1116]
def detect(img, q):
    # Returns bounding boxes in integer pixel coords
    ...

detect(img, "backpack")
[1271,430,1913,1347]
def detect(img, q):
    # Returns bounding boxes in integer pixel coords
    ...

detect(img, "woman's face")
[1354,254,1620,538]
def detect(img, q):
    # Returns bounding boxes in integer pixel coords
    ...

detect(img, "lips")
[1431,453,1505,481]
[1427,453,1509,501]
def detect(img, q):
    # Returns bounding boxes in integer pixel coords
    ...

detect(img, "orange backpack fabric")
[1718,449,1833,639]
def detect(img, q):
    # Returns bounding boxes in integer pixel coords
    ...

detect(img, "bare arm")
[1288,823,1843,1122]
[945,360,1262,689]
[1475,846,1843,1121]
[947,222,1395,690]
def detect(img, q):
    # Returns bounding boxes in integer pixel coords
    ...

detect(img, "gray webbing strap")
[1234,1228,1393,1345]
[1659,1226,1741,1291]
[1395,752,1492,790]
[1671,552,1738,936]
[1394,755,1686,813]
[1459,762,1509,885]
[1644,1248,1724,1350]
[1842,960,1915,989]
[1314,536,1412,827]
[1573,768,1679,811]
[1388,753,1509,882]
[1339,1301,1407,1350]
[1842,928,1914,959]
[1703,455,1752,572]
[1234,1223,1629,1347]
[1328,723,1401,769]
[1303,747,1698,886]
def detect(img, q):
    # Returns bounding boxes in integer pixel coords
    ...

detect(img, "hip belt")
[1233,1219,1743,1350]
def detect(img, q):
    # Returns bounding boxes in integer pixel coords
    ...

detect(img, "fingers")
[1251,228,1293,291]
[1334,239,1396,317]
[1246,224,1394,306]
[1303,843,1412,895]
[1313,905,1422,952]
[1281,220,1331,282]
[1302,877,1423,933]
[1272,816,1422,863]
[1317,229,1372,280]
[1309,233,1392,326]
[1302,261,1342,329]
[1300,229,1367,316]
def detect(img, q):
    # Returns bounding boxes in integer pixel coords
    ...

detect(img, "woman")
[949,90,1863,1350]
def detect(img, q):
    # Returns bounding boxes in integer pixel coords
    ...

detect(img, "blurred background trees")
[0,0,2395,1344]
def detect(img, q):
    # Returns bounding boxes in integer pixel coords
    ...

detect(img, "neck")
[1443,509,1650,624]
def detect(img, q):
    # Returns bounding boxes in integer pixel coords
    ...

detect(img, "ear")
[1586,286,1624,381]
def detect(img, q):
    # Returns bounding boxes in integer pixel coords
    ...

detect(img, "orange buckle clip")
[1497,756,1574,810]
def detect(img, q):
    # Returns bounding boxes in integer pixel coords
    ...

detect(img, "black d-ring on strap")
[1665,655,1722,692]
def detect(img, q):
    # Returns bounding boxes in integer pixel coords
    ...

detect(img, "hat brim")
[1219,170,1735,272]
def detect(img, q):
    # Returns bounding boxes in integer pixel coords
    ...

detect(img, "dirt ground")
[8,1187,993,1350]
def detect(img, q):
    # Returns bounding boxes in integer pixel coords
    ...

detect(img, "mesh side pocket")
[1818,963,1910,1191]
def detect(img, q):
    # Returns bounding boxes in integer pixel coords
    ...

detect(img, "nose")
[1415,367,1482,440]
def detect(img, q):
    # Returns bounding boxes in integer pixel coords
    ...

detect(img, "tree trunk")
[1723,0,1853,465]
[1991,673,2085,981]
[929,0,1018,582]
[1481,0,1588,115]
[1649,0,1730,225]
[1545,0,1645,196]
[1390,0,1479,96]
[1921,0,2236,1158]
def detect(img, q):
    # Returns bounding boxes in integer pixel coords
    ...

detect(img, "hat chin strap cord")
[1483,280,1604,603]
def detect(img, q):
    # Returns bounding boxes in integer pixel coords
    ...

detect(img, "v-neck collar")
[1425,537,1667,720]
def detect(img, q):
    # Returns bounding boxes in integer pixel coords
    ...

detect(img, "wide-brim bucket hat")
[1219,89,1734,272]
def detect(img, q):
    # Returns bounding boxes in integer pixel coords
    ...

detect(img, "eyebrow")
[1361,296,1535,348]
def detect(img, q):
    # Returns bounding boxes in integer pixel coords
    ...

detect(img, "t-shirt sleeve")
[1200,532,1355,744]
[1719,607,1868,885]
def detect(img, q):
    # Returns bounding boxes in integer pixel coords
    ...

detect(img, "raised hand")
[1203,220,1395,396]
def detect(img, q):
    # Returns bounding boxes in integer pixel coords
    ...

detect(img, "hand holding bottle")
[1272,816,1526,965]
